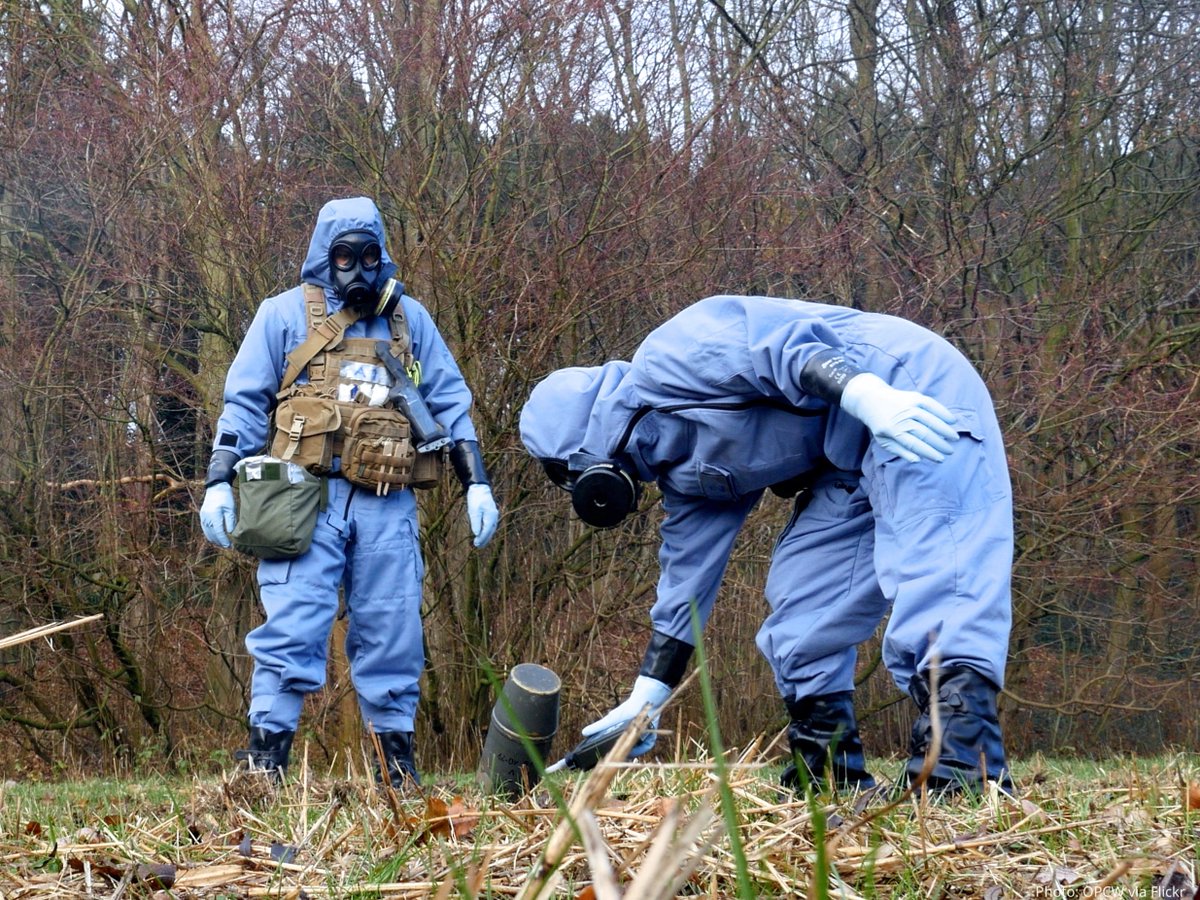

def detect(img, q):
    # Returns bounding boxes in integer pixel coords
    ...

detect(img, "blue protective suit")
[519,295,1013,703]
[212,197,480,733]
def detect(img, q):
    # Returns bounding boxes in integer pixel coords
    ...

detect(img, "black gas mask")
[541,452,642,529]
[329,230,402,317]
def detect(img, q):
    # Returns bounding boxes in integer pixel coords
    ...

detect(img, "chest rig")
[269,284,444,492]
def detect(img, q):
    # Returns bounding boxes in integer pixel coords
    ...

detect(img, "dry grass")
[1,748,1197,899]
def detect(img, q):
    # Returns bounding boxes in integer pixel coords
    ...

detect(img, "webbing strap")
[388,301,412,364]
[278,285,362,393]
[281,414,307,461]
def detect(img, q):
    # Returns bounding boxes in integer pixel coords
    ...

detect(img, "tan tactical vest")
[268,284,444,492]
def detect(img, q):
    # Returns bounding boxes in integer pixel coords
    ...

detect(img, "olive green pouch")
[231,457,326,560]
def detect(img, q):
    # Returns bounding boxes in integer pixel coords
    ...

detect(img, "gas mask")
[329,230,402,317]
[541,452,642,529]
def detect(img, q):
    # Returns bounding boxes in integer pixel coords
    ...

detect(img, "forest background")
[1,0,1198,778]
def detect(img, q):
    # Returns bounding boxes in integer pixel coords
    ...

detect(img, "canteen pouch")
[342,407,417,491]
[231,457,325,560]
[411,446,445,490]
[271,395,342,475]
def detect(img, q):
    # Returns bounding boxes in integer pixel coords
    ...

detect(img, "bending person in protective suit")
[199,197,499,787]
[519,295,1013,795]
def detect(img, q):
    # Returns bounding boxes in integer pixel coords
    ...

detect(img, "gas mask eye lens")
[331,243,355,271]
[331,240,381,271]
[540,459,574,491]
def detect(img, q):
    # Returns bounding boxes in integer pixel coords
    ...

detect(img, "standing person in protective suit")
[519,294,1014,795]
[199,197,499,787]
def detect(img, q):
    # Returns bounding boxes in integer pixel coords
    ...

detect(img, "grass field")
[2,749,1198,899]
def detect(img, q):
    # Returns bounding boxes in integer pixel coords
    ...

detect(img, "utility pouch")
[411,446,446,490]
[342,407,417,492]
[231,457,326,560]
[271,395,342,474]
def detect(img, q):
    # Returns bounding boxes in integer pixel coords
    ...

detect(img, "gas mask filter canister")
[567,453,641,529]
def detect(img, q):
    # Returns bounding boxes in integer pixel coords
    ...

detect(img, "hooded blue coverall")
[520,295,1013,706]
[211,198,482,735]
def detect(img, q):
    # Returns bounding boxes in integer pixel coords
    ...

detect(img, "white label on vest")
[337,361,392,406]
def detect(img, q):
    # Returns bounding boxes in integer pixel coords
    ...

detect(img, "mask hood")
[519,362,639,467]
[300,197,399,297]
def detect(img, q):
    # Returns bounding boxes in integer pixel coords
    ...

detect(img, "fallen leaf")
[1020,799,1046,822]
[1035,864,1081,887]
[25,821,42,836]
[576,887,597,900]
[137,863,177,889]
[1186,782,1200,811]
[424,796,452,840]
[447,798,482,839]
[415,796,481,843]
[649,797,673,818]
[66,856,124,882]
[851,789,878,816]
[385,817,407,844]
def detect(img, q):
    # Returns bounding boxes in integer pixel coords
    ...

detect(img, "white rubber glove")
[466,483,499,547]
[200,483,237,548]
[581,675,672,758]
[840,372,960,463]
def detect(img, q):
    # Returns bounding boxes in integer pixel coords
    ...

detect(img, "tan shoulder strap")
[387,295,413,366]
[279,284,361,392]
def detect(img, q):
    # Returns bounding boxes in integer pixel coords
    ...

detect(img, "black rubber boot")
[234,726,294,783]
[779,692,876,793]
[906,667,1014,795]
[375,731,421,789]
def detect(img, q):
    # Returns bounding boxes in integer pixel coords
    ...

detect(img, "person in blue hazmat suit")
[519,295,1013,795]
[199,197,499,787]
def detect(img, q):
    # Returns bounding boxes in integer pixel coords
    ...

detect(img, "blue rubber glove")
[466,483,499,547]
[840,372,960,463]
[581,675,672,758]
[200,483,236,548]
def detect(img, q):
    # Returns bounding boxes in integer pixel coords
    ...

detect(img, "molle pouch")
[231,457,326,560]
[271,395,342,474]
[411,446,446,490]
[342,407,417,493]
